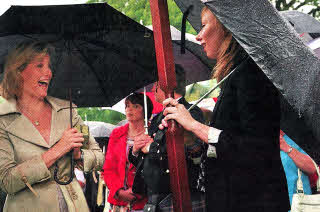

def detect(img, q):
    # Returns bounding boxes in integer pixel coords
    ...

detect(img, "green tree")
[87,0,197,34]
[270,0,320,18]
[77,107,126,125]
[88,0,320,25]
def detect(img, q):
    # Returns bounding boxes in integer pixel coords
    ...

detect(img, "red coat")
[103,124,147,209]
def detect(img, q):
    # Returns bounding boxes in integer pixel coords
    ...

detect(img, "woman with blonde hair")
[0,41,104,212]
[160,6,290,212]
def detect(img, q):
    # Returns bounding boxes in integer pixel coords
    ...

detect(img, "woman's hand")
[279,130,290,152]
[56,128,84,156]
[117,188,136,203]
[133,134,153,154]
[161,98,197,132]
[42,127,84,168]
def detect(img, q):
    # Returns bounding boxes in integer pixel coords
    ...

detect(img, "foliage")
[185,79,220,102]
[77,107,126,125]
[87,0,197,34]
[270,0,320,19]
[87,0,320,24]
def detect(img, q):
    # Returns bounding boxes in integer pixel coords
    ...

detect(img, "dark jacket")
[129,97,205,196]
[206,57,290,211]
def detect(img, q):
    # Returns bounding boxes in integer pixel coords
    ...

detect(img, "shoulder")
[0,98,18,116]
[110,123,129,138]
[46,96,77,111]
[231,57,260,79]
[230,57,271,89]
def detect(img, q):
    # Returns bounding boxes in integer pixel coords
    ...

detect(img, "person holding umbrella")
[103,93,153,212]
[160,6,290,212]
[129,65,206,212]
[0,41,104,212]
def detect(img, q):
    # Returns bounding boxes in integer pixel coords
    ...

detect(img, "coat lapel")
[5,113,50,148]
[0,96,73,148]
[47,96,77,147]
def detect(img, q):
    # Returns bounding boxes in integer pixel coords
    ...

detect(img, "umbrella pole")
[53,88,74,185]
[149,0,192,211]
[144,87,149,134]
[188,65,238,111]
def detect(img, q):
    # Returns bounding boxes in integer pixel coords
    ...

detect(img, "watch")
[286,147,293,154]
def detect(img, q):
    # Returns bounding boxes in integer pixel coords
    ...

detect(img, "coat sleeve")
[0,127,51,195]
[72,108,104,173]
[103,129,124,200]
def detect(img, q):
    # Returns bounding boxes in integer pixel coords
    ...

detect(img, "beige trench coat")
[0,96,104,212]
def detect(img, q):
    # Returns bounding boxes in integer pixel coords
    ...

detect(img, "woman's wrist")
[189,119,201,133]
[284,146,293,154]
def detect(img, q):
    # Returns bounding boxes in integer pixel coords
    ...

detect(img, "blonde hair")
[202,7,242,82]
[2,41,50,99]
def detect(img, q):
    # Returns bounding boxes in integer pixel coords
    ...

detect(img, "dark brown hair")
[125,92,153,119]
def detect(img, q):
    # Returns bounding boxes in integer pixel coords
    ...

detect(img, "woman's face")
[20,54,52,100]
[196,10,225,59]
[125,100,144,122]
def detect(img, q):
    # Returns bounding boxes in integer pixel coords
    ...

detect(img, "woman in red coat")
[103,93,153,211]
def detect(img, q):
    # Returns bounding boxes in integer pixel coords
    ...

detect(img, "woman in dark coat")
[161,7,290,212]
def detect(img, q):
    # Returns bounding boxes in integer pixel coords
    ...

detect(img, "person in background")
[160,6,290,212]
[103,93,153,212]
[280,130,316,210]
[0,41,104,212]
[130,64,206,212]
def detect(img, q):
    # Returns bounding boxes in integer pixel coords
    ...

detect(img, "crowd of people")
[0,3,319,212]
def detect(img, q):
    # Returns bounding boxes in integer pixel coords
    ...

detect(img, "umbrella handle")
[53,88,75,185]
[53,152,75,185]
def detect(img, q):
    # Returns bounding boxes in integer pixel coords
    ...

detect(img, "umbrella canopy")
[146,25,214,86]
[86,121,117,138]
[172,0,205,33]
[202,0,320,160]
[0,3,157,107]
[280,10,320,39]
[308,37,320,57]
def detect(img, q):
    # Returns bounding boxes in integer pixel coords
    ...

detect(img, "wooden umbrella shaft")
[149,0,192,211]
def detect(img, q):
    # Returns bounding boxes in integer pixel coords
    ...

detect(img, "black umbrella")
[201,0,320,161]
[145,25,214,86]
[0,3,157,107]
[0,3,158,185]
[172,0,205,33]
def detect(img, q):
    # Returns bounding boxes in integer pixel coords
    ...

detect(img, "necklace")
[17,104,41,126]
[128,130,144,138]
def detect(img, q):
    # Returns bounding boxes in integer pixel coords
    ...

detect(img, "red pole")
[149,0,192,211]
